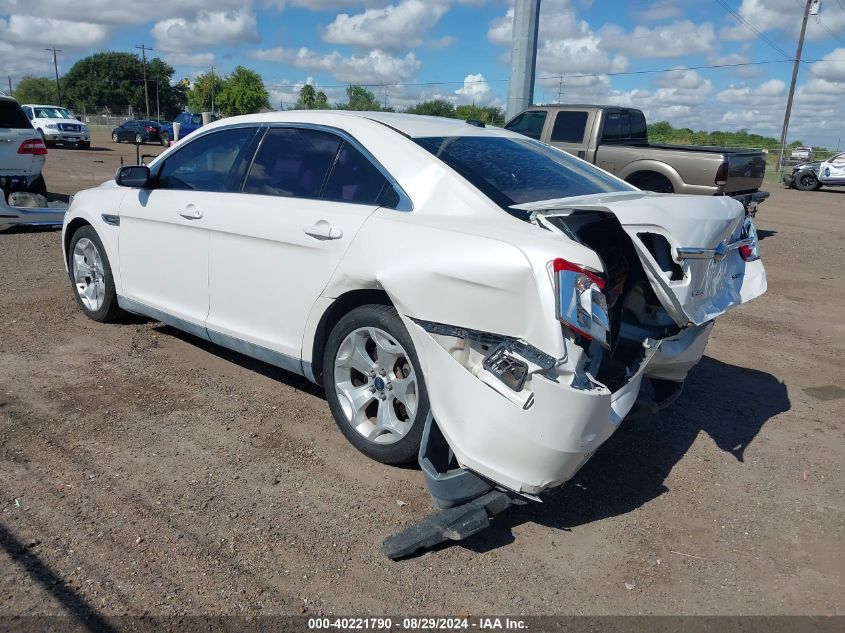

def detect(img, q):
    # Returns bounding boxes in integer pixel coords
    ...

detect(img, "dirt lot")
[1,132,843,619]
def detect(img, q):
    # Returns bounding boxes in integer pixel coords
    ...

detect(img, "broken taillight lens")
[738,216,761,262]
[18,138,47,155]
[553,258,610,348]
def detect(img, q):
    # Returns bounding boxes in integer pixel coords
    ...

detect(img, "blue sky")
[2,0,844,147]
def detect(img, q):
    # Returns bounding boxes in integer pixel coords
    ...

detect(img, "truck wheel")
[77,141,90,150]
[795,173,819,191]
[28,175,47,196]
[628,172,674,194]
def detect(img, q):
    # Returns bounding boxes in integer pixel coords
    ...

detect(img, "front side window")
[244,127,342,198]
[414,135,632,211]
[191,114,202,126]
[551,111,589,144]
[504,110,547,140]
[158,127,255,192]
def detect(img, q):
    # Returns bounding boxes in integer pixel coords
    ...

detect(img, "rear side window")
[601,111,647,143]
[244,127,342,198]
[551,111,589,143]
[158,127,255,192]
[323,143,394,206]
[0,101,33,129]
[504,110,547,140]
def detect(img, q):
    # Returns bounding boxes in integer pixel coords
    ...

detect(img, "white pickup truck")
[22,104,90,149]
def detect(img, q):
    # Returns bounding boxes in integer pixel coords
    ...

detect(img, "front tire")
[112,132,119,143]
[78,141,90,150]
[323,305,429,465]
[160,132,170,146]
[795,172,820,191]
[135,133,143,144]
[68,226,123,322]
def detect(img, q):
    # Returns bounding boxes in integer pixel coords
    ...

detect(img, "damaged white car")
[62,112,766,557]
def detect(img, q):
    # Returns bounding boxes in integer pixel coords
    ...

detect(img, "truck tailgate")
[726,151,766,194]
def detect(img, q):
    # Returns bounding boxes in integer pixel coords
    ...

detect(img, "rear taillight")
[553,258,610,348]
[739,216,760,262]
[18,139,47,155]
[715,162,728,186]
[145,126,156,132]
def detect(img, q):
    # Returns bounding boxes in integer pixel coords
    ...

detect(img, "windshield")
[413,135,632,211]
[34,107,73,119]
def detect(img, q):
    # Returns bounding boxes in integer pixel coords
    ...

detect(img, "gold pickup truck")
[505,105,769,213]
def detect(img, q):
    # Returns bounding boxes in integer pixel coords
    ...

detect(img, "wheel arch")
[308,288,394,384]
[63,217,92,263]
[620,162,682,193]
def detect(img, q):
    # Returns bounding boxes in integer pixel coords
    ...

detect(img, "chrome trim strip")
[676,237,753,262]
[116,296,308,378]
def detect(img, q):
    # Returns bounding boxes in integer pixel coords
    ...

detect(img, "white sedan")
[62,111,766,521]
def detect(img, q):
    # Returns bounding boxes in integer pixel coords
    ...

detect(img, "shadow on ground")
[460,355,791,552]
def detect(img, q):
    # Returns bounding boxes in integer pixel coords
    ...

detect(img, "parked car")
[22,104,90,149]
[783,152,845,191]
[112,120,163,145]
[789,146,814,163]
[159,112,218,145]
[0,95,47,199]
[505,105,769,214]
[62,112,766,552]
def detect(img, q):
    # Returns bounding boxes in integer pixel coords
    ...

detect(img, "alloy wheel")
[72,237,106,312]
[333,327,418,445]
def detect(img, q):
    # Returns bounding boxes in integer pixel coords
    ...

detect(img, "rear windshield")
[0,101,33,129]
[414,135,632,211]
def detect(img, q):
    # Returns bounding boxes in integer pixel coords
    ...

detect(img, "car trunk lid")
[512,191,767,327]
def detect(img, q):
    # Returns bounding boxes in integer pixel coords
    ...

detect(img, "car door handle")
[304,222,343,240]
[178,207,203,220]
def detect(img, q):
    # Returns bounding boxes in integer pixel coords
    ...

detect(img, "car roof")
[199,110,521,140]
[24,104,68,109]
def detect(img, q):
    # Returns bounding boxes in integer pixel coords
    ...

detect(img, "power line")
[263,57,841,91]
[715,0,792,59]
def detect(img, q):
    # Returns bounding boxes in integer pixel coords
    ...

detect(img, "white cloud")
[0,0,252,26]
[250,47,421,84]
[323,0,449,51]
[152,10,260,53]
[810,47,845,83]
[454,73,501,106]
[0,15,108,47]
[720,0,845,43]
[599,20,716,59]
[163,52,216,67]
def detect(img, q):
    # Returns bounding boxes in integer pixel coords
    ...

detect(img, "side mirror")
[116,165,151,188]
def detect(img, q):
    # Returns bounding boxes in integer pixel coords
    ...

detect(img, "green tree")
[455,104,505,127]
[217,66,270,116]
[406,99,456,118]
[294,83,330,110]
[187,71,227,114]
[13,75,58,105]
[61,52,183,119]
[337,85,381,111]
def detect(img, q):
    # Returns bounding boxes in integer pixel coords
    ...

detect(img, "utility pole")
[46,47,63,105]
[505,0,541,121]
[136,44,152,119]
[210,65,215,114]
[156,77,160,121]
[777,0,812,174]
[7,76,12,97]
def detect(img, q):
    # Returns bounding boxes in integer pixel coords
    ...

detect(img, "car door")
[546,109,594,161]
[119,122,133,141]
[118,126,258,337]
[203,125,401,364]
[822,153,845,183]
[504,110,547,141]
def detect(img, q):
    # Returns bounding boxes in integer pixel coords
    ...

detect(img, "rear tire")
[323,304,429,465]
[67,226,123,322]
[627,172,674,194]
[28,175,47,196]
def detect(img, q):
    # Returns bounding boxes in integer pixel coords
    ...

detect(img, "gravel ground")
[1,134,843,618]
